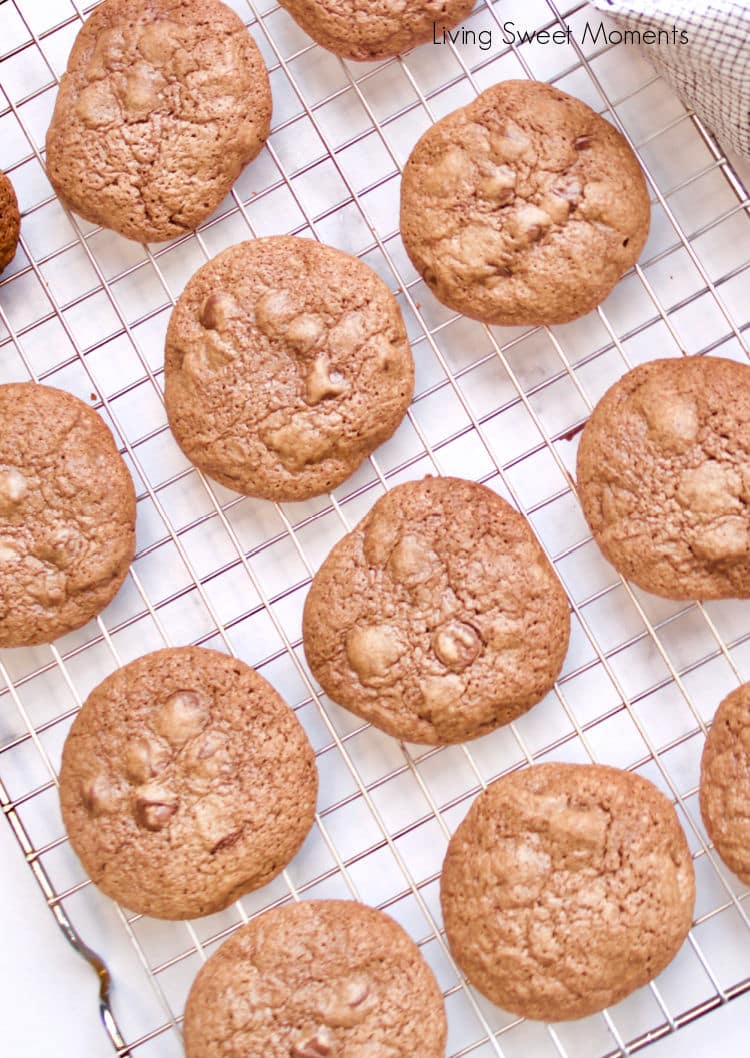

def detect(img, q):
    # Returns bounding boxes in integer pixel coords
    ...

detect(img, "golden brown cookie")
[0,170,20,274]
[60,647,318,920]
[400,80,650,326]
[302,476,570,744]
[700,683,750,885]
[0,383,135,648]
[164,237,414,501]
[577,356,750,600]
[278,0,475,61]
[45,0,271,243]
[183,900,447,1058]
[441,763,695,1021]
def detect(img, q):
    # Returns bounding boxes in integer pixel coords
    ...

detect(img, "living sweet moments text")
[432,20,689,51]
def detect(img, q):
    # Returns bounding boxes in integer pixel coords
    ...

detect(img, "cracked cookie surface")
[302,476,570,745]
[278,0,475,60]
[60,646,317,919]
[700,683,750,885]
[400,79,650,326]
[164,237,414,501]
[45,0,271,243]
[577,356,750,600]
[441,763,695,1021]
[0,170,20,274]
[0,383,135,647]
[183,900,447,1058]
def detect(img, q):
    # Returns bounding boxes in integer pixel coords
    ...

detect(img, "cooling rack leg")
[0,777,132,1058]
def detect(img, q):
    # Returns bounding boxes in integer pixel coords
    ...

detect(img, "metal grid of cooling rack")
[2,0,750,1055]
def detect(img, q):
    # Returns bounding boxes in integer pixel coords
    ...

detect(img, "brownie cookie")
[0,170,20,274]
[45,0,271,243]
[700,683,750,884]
[441,763,695,1021]
[183,900,447,1058]
[400,80,650,326]
[577,356,750,600]
[303,476,570,744]
[278,0,475,61]
[164,237,414,501]
[60,647,317,920]
[0,383,135,648]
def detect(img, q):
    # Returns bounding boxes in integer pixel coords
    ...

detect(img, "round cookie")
[183,900,447,1058]
[0,170,20,274]
[400,79,650,326]
[441,763,695,1021]
[45,0,271,243]
[164,237,414,501]
[700,683,750,885]
[278,0,475,61]
[59,647,317,920]
[577,356,750,600]
[302,476,570,745]
[0,383,135,648]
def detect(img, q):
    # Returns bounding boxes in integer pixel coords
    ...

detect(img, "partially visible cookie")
[164,237,414,501]
[577,356,750,600]
[400,79,650,326]
[45,0,271,243]
[0,171,20,273]
[278,0,475,61]
[700,683,750,884]
[441,763,695,1021]
[0,383,135,648]
[302,476,570,744]
[60,647,317,920]
[183,900,447,1058]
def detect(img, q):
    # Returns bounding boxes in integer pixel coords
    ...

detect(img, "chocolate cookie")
[164,237,414,501]
[183,900,447,1058]
[278,0,475,61]
[400,79,650,326]
[577,356,750,600]
[0,170,20,274]
[45,0,271,243]
[700,683,750,885]
[302,476,570,745]
[60,647,317,920]
[441,763,695,1021]
[0,383,135,648]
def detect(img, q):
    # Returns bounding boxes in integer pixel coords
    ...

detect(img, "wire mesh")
[2,0,750,1055]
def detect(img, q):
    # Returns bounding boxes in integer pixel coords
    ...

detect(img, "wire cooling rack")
[2,0,750,1055]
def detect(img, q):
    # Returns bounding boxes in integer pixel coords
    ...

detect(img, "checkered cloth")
[592,1,750,157]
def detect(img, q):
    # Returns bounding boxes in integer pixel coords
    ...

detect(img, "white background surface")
[0,809,112,1058]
